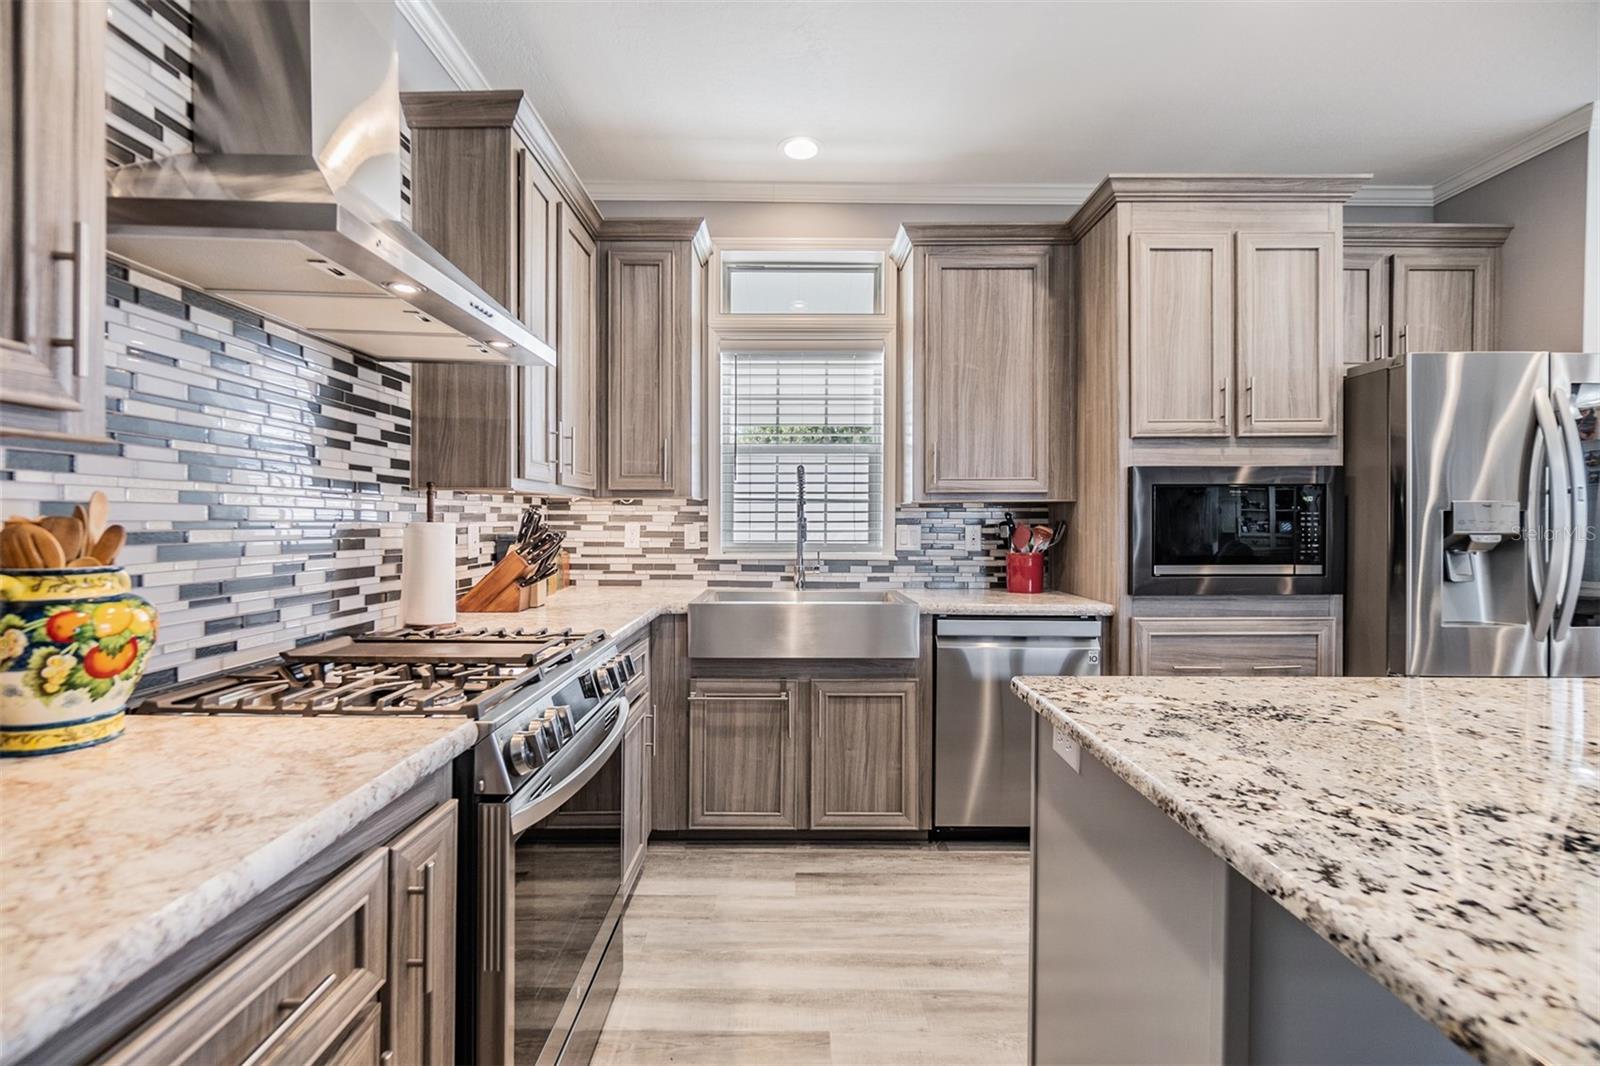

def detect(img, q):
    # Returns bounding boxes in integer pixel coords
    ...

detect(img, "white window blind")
[719,347,885,552]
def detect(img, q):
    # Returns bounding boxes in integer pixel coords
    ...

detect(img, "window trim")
[707,335,899,562]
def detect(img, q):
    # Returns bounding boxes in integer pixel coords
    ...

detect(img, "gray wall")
[1345,205,1434,223]
[1436,133,1590,351]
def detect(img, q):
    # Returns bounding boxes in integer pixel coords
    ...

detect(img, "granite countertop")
[1010,675,1600,1066]
[0,715,477,1064]
[460,582,1114,642]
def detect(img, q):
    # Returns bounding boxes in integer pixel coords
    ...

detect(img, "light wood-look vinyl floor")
[592,842,1029,1066]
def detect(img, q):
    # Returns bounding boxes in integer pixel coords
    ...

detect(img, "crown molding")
[1346,184,1437,207]
[587,180,1102,206]
[1434,103,1594,204]
[397,0,489,91]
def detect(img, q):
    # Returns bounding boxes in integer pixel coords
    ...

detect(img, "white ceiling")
[427,0,1600,200]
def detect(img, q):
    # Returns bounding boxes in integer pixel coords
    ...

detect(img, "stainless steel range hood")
[107,0,552,367]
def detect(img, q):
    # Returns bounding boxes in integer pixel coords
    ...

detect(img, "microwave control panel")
[1295,486,1325,567]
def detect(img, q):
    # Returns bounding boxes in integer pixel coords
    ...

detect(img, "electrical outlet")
[895,525,921,551]
[684,523,702,549]
[964,524,982,551]
[468,523,484,547]
[624,523,642,550]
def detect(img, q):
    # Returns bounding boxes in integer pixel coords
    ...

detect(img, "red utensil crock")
[1005,551,1044,594]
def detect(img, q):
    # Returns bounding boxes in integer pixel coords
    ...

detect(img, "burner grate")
[144,660,544,718]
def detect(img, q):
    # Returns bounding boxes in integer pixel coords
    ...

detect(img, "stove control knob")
[594,668,615,695]
[621,654,638,680]
[580,672,599,699]
[506,730,545,775]
[545,706,574,742]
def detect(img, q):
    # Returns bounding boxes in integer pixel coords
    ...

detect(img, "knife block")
[456,550,569,613]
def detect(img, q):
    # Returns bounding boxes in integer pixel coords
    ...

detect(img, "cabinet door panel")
[0,0,104,439]
[387,801,457,1066]
[809,680,918,830]
[623,703,648,885]
[1392,250,1496,354]
[557,207,598,491]
[923,247,1054,493]
[1237,232,1337,436]
[606,247,677,491]
[688,680,796,829]
[1132,617,1337,676]
[1341,252,1390,366]
[1129,233,1232,437]
[517,149,560,485]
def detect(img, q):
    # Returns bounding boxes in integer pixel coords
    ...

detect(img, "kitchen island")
[1011,676,1598,1066]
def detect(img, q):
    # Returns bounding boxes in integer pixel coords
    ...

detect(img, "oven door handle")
[509,694,629,835]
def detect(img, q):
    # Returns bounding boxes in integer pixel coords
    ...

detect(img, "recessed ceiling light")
[386,281,423,296]
[781,136,819,161]
[488,340,512,349]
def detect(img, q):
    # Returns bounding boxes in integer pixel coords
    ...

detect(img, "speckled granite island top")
[0,714,477,1064]
[1010,675,1600,1066]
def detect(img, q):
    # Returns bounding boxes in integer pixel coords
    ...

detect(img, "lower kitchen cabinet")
[386,801,457,1066]
[97,803,458,1066]
[1131,616,1339,676]
[101,849,391,1066]
[623,685,653,887]
[687,680,799,829]
[809,680,919,830]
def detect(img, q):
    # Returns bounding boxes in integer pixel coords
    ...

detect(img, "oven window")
[1150,485,1303,568]
[512,746,623,1061]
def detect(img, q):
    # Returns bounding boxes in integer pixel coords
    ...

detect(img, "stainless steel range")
[138,623,644,1065]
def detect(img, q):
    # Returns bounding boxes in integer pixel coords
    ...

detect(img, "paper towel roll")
[400,521,457,627]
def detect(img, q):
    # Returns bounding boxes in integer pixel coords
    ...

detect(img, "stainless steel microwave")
[1129,467,1342,596]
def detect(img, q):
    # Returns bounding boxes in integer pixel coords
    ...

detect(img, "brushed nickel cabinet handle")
[1169,665,1222,674]
[1246,375,1255,421]
[1398,326,1407,356]
[688,693,789,703]
[49,222,87,378]
[242,972,337,1066]
[646,703,656,754]
[1251,664,1306,674]
[1217,378,1227,422]
[404,859,436,993]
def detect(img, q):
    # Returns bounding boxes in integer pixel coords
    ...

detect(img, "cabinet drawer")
[1132,617,1337,676]
[323,1003,382,1066]
[101,850,388,1066]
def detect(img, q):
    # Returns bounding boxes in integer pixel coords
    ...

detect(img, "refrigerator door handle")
[1553,388,1588,641]
[1528,420,1548,601]
[1531,388,1569,643]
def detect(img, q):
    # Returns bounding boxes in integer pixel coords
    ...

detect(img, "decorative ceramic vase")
[0,567,157,757]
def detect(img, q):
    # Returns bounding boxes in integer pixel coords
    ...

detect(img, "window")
[708,241,898,558]
[720,345,886,552]
[722,250,882,315]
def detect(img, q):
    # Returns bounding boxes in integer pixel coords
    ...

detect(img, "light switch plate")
[964,524,982,551]
[684,523,701,549]
[624,523,642,550]
[895,525,921,551]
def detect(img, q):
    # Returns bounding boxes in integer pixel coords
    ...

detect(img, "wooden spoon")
[39,516,84,561]
[84,491,109,546]
[2,523,65,569]
[67,557,102,567]
[90,524,126,566]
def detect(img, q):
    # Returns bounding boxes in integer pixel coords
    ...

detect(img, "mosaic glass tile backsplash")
[0,0,1057,688]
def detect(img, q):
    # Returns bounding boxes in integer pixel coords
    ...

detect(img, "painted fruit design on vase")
[0,568,157,756]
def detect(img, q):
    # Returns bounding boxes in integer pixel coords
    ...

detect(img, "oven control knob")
[545,706,574,742]
[622,654,638,680]
[594,668,615,695]
[506,730,545,775]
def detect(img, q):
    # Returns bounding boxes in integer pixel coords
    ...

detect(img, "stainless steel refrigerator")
[1345,350,1600,676]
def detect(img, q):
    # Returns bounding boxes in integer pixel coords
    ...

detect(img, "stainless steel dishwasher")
[935,617,1101,829]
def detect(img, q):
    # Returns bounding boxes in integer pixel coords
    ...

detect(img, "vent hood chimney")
[107,0,553,367]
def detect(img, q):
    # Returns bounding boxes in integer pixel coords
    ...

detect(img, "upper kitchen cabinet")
[0,0,105,442]
[1069,176,1363,463]
[892,225,1073,500]
[597,220,711,498]
[1342,224,1509,365]
[403,90,603,494]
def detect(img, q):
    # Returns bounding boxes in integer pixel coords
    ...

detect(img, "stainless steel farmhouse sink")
[688,589,921,659]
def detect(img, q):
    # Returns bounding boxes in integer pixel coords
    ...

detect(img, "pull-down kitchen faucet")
[793,464,822,589]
